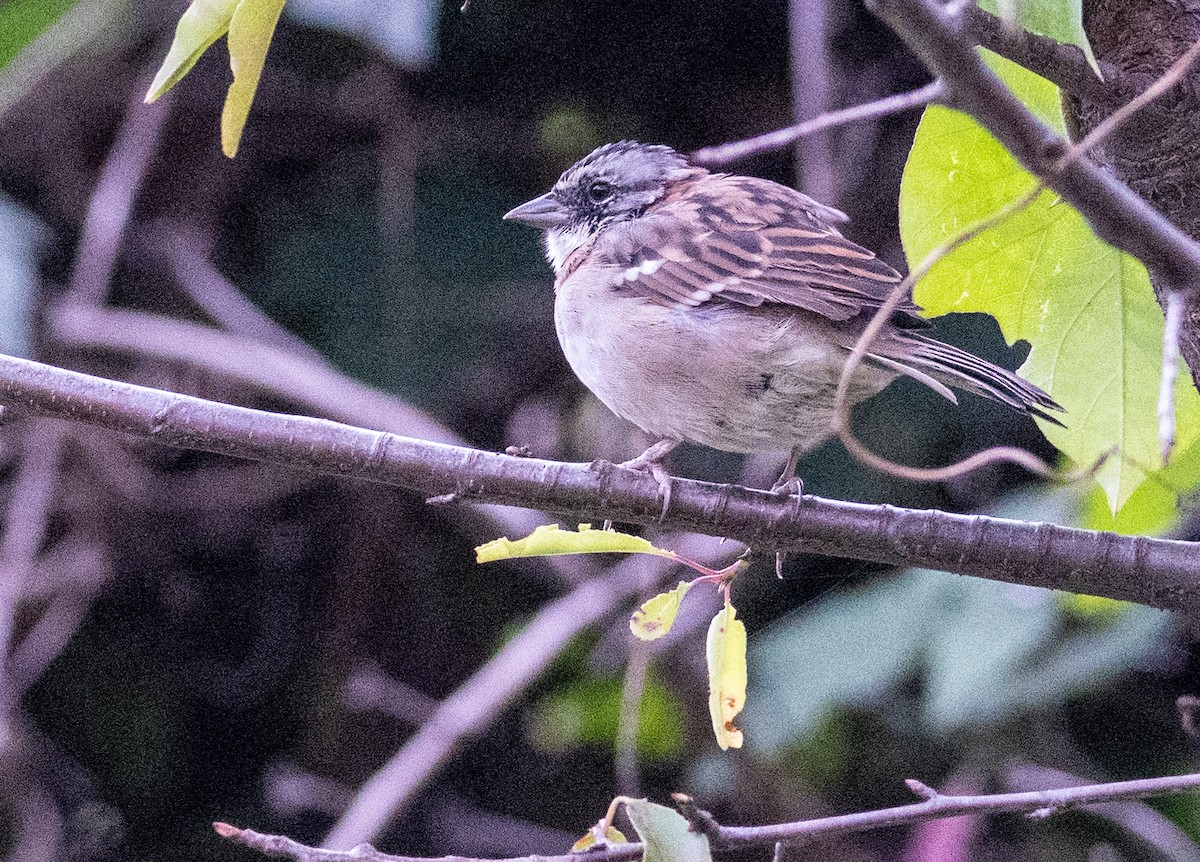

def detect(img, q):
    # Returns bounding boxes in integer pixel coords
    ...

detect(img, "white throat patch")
[543,224,593,274]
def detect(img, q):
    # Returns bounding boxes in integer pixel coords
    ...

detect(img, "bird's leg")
[771,446,804,578]
[618,439,680,521]
[771,445,804,496]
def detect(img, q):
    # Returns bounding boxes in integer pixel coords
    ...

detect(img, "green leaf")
[978,0,1099,76]
[220,0,286,157]
[630,581,694,641]
[899,51,1200,513]
[145,0,238,103]
[623,799,713,862]
[476,523,676,563]
[1082,435,1200,535]
[706,599,746,751]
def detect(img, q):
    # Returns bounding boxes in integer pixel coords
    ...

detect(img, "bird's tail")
[873,332,1064,426]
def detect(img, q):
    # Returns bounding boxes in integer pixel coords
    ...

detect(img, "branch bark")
[0,354,1196,614]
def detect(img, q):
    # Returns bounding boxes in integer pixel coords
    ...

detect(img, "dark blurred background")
[0,0,1196,860]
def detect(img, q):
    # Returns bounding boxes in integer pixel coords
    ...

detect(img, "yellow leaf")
[145,0,238,103]
[630,581,693,641]
[221,0,286,157]
[476,524,676,564]
[571,825,627,852]
[706,598,746,750]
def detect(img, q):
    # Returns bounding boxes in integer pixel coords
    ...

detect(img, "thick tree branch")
[962,5,1140,104]
[868,0,1200,295]
[0,354,1196,613]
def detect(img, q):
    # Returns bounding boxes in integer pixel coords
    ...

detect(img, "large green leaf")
[900,51,1200,513]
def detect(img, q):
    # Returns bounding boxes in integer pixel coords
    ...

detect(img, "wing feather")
[603,174,923,321]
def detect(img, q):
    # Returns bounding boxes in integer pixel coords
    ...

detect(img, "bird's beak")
[503,192,569,228]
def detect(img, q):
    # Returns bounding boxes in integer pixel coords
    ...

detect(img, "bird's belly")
[554,287,894,454]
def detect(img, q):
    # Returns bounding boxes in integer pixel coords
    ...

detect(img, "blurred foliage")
[526,669,685,762]
[0,0,78,68]
[748,489,1174,753]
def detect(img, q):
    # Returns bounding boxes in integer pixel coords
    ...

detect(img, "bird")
[503,141,1062,515]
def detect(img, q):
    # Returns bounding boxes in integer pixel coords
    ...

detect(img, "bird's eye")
[587,180,613,202]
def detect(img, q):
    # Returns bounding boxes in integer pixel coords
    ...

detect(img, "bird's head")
[504,141,703,273]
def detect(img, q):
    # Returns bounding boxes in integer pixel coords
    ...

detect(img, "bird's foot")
[618,456,674,522]
[616,439,681,521]
[771,449,804,578]
[770,476,804,497]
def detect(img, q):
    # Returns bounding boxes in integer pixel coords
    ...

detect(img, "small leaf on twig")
[476,523,748,579]
[571,823,627,851]
[630,581,694,641]
[706,597,747,750]
[221,0,286,157]
[476,523,676,562]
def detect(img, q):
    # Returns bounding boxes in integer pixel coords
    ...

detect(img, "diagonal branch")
[867,0,1200,296]
[961,5,1140,104]
[690,80,945,167]
[0,353,1196,613]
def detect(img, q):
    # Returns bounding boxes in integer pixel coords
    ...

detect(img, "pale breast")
[554,265,896,454]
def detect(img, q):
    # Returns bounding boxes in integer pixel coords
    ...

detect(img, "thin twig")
[0,424,66,731]
[690,80,945,167]
[832,183,1056,483]
[1005,764,1200,858]
[712,771,1200,847]
[1160,291,1184,463]
[788,0,837,203]
[0,354,1197,612]
[614,640,650,798]
[217,770,1200,861]
[67,76,169,305]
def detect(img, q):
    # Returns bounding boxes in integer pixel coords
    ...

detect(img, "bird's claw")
[770,476,804,497]
[617,455,673,521]
[770,475,803,578]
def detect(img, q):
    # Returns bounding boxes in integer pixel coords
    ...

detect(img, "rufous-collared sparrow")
[504,141,1061,506]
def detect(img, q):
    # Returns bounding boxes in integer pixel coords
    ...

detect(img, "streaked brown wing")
[606,174,921,322]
